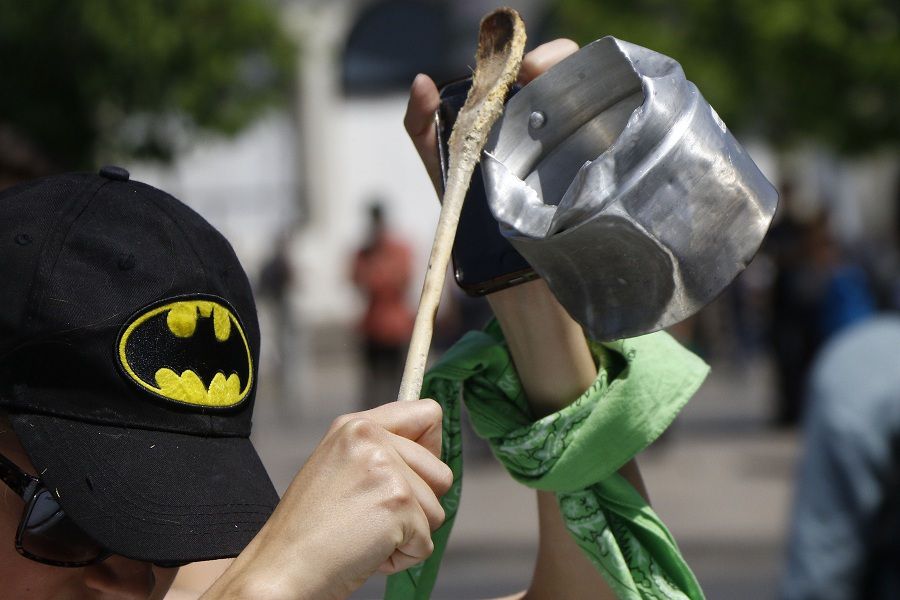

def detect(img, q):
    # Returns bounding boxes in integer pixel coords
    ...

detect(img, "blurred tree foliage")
[0,0,294,174]
[549,0,899,154]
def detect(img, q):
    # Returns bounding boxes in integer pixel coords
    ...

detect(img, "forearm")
[487,279,647,599]
[198,535,319,600]
[487,279,648,498]
[487,280,596,416]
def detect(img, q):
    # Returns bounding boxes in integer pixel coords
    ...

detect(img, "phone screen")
[437,77,537,296]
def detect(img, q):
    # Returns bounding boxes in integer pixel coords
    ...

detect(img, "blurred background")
[2,0,898,598]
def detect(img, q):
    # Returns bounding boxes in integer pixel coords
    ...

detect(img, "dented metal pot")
[483,36,778,340]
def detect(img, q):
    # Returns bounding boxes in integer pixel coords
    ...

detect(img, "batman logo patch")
[117,296,253,409]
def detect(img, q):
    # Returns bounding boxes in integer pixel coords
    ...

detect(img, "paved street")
[168,327,799,599]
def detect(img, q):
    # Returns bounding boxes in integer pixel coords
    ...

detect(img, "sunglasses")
[0,450,109,567]
[0,451,188,568]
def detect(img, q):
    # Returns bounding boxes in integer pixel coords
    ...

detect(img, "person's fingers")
[386,431,453,497]
[377,546,431,575]
[404,73,440,139]
[403,73,442,191]
[369,435,446,532]
[402,39,580,198]
[396,457,446,532]
[377,508,435,574]
[518,38,580,85]
[339,420,444,531]
[349,399,444,456]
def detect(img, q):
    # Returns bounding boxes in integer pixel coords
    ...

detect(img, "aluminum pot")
[482,36,778,340]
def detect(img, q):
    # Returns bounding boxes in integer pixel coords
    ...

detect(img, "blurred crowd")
[669,177,899,429]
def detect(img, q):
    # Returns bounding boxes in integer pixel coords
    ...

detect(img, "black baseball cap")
[0,167,279,564]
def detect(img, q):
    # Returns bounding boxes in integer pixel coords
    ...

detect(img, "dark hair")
[368,201,385,224]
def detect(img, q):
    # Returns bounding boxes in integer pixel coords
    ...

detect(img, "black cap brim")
[10,413,278,564]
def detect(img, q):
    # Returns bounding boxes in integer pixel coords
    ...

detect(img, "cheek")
[0,497,82,599]
[149,566,179,600]
[0,494,25,570]
[0,489,21,541]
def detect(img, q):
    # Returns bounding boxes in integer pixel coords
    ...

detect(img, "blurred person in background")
[780,316,900,599]
[866,182,900,312]
[780,190,894,600]
[0,126,53,191]
[765,181,875,426]
[351,200,415,409]
[765,181,823,426]
[257,230,298,410]
[805,213,875,341]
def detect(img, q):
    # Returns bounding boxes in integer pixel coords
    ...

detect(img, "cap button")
[99,165,130,181]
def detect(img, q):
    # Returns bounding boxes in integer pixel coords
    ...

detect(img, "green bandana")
[385,321,709,599]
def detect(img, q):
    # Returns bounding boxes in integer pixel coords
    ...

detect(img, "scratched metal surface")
[483,37,778,340]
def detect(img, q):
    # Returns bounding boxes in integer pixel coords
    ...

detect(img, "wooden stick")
[397,8,527,402]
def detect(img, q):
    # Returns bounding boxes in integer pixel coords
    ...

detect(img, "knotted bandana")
[386,321,708,599]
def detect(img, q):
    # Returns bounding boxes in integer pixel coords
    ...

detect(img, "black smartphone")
[437,77,538,296]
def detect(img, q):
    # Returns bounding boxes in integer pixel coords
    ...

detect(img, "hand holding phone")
[436,77,538,296]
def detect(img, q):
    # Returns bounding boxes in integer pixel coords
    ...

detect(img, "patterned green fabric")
[385,321,708,599]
